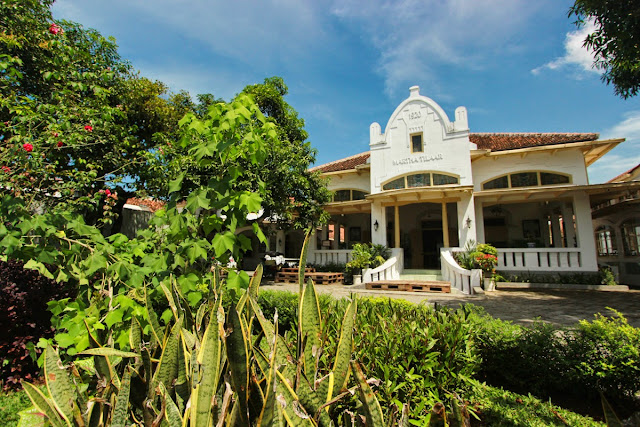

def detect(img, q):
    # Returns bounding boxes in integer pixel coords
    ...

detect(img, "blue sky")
[52,0,639,183]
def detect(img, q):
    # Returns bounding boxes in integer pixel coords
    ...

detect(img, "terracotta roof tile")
[310,151,370,173]
[125,197,166,212]
[469,132,599,151]
[607,163,640,183]
[312,133,600,173]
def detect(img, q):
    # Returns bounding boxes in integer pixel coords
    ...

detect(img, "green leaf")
[23,259,54,280]
[332,298,357,396]
[352,361,384,426]
[168,172,185,194]
[191,302,224,426]
[104,309,124,329]
[111,365,132,427]
[78,348,139,358]
[186,189,211,212]
[22,382,67,427]
[151,317,183,395]
[226,304,250,425]
[44,347,77,425]
[299,278,322,380]
[212,231,235,257]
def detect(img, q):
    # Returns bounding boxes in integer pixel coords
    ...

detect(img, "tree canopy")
[1,0,329,229]
[570,0,640,98]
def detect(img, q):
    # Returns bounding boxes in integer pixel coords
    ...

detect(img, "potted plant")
[473,244,498,291]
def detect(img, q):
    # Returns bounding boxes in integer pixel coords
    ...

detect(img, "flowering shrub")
[83,124,93,132]
[22,143,33,152]
[475,253,498,274]
[48,23,62,35]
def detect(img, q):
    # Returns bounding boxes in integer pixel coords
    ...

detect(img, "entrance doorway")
[422,220,443,268]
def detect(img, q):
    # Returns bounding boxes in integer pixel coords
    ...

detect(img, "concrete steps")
[400,269,443,282]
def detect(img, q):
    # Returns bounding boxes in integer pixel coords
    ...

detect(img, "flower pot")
[353,275,362,285]
[483,277,496,291]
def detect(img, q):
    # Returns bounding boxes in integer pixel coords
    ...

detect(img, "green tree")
[159,77,331,228]
[0,1,184,227]
[570,0,640,98]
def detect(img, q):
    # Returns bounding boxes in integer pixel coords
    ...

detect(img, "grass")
[0,388,35,427]
[469,382,605,426]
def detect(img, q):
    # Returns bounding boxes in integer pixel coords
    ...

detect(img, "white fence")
[497,248,583,271]
[311,250,352,265]
[440,249,480,295]
[363,248,403,283]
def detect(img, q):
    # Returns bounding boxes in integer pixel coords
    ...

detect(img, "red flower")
[49,23,62,35]
[57,141,63,148]
[1,166,10,173]
[84,125,93,132]
[53,132,59,137]
[22,143,33,152]
[105,189,111,196]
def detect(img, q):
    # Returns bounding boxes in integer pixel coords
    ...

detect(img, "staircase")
[365,268,453,293]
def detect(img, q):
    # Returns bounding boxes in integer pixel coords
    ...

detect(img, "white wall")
[326,171,370,193]
[472,148,588,190]
[369,86,474,194]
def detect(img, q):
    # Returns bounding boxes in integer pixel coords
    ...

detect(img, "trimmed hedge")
[0,260,75,390]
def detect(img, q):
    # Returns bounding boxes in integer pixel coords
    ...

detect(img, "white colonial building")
[305,86,640,291]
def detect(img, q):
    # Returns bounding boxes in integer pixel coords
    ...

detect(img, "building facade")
[307,86,640,284]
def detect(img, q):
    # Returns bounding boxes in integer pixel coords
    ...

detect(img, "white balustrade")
[362,248,404,283]
[311,250,352,265]
[440,249,480,295]
[497,248,583,272]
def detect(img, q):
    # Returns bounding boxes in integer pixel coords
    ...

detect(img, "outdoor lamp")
[374,220,379,231]
[466,217,472,228]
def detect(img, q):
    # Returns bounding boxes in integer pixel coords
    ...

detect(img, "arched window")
[382,172,459,191]
[595,226,617,256]
[621,219,640,256]
[331,189,369,202]
[482,171,571,190]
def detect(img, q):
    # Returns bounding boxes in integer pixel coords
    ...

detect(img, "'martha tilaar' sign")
[392,153,443,166]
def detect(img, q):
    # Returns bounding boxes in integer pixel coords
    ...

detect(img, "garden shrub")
[470,306,640,414]
[258,290,482,421]
[0,260,75,390]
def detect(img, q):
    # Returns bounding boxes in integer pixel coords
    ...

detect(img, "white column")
[573,193,598,271]
[474,200,485,244]
[562,203,577,248]
[441,202,450,248]
[457,194,477,248]
[371,201,387,246]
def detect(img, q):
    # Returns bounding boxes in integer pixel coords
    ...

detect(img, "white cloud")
[531,20,598,76]
[330,0,542,98]
[588,111,640,183]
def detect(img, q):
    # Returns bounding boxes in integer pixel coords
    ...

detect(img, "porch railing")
[311,250,352,265]
[497,248,582,271]
[363,248,403,283]
[440,249,480,295]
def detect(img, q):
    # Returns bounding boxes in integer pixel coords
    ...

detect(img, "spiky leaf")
[151,317,183,395]
[352,362,384,426]
[332,298,357,396]
[111,365,132,427]
[299,278,322,381]
[22,382,67,427]
[227,304,250,425]
[191,302,224,426]
[44,347,76,425]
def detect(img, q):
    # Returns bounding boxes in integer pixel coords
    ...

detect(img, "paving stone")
[265,282,640,328]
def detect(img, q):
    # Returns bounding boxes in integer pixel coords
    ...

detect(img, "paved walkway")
[263,282,640,328]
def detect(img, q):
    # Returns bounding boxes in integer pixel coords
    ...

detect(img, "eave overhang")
[366,185,474,206]
[470,139,624,166]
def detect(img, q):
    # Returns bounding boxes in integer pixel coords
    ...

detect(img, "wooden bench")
[276,271,344,285]
[366,280,451,293]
